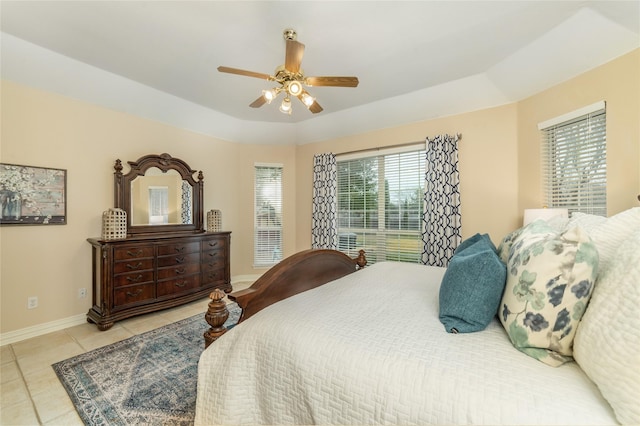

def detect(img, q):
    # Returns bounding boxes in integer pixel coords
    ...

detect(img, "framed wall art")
[0,163,67,225]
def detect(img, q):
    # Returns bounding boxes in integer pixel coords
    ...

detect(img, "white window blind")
[540,105,606,216]
[254,165,283,267]
[337,148,426,264]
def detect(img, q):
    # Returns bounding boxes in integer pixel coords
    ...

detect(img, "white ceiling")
[1,1,639,145]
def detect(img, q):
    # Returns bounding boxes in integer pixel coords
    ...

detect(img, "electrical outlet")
[78,288,87,299]
[27,296,38,309]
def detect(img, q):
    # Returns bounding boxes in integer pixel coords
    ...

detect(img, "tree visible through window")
[337,148,426,264]
[254,165,283,267]
[540,103,606,216]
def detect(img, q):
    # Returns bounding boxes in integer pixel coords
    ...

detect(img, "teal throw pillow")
[439,233,507,333]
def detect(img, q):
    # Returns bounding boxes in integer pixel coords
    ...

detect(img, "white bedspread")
[196,262,616,425]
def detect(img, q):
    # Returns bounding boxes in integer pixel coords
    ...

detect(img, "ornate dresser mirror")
[114,153,204,236]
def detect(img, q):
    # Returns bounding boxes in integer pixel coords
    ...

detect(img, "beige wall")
[517,49,640,216]
[295,104,521,251]
[2,48,638,336]
[0,81,296,333]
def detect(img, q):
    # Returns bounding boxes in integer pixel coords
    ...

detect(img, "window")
[337,146,426,264]
[148,186,168,224]
[254,164,283,267]
[539,102,606,216]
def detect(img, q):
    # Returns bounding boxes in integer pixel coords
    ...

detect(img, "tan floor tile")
[23,366,65,397]
[1,360,21,384]
[11,330,76,359]
[1,378,31,407]
[1,344,16,365]
[73,325,134,352]
[159,308,195,324]
[31,383,75,424]
[16,341,85,376]
[120,314,173,335]
[0,399,40,425]
[43,408,83,425]
[63,321,103,343]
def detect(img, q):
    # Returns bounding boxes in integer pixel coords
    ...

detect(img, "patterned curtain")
[311,153,338,249]
[181,181,192,224]
[421,134,461,267]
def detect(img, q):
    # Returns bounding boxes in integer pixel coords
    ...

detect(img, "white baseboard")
[231,274,261,284]
[0,313,87,346]
[1,274,262,346]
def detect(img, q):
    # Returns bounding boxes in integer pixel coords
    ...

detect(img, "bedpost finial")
[355,249,367,269]
[204,288,230,349]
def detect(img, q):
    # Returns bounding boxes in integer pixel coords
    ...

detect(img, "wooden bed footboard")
[204,249,366,348]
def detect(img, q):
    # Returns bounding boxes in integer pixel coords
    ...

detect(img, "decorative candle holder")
[102,208,127,240]
[207,209,222,232]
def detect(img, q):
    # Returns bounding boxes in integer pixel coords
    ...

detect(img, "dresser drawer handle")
[126,274,143,283]
[126,262,143,270]
[175,281,187,288]
[175,268,186,275]
[208,252,218,258]
[126,289,143,297]
[126,249,143,257]
[174,246,186,253]
[208,241,219,248]
[175,256,185,263]
[208,272,219,279]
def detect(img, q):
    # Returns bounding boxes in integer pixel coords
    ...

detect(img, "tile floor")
[1,284,251,425]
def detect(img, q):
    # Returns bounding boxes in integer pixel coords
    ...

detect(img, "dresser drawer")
[114,283,154,306]
[202,248,225,262]
[202,255,225,271]
[113,271,155,287]
[113,258,154,274]
[202,268,226,285]
[157,252,200,268]
[114,246,154,260]
[201,237,228,251]
[157,275,200,296]
[157,241,200,256]
[157,262,200,280]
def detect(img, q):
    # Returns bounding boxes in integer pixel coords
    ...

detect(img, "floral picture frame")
[0,163,67,225]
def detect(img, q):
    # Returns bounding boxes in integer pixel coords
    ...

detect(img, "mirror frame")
[114,153,204,236]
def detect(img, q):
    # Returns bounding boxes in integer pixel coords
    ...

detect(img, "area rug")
[53,303,241,426]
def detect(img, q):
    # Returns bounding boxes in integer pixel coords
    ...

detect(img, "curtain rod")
[335,134,462,157]
[336,141,424,157]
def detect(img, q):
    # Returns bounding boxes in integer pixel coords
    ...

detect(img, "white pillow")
[574,228,640,425]
[566,211,607,234]
[588,207,640,274]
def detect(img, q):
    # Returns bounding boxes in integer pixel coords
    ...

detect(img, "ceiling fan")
[217,29,359,115]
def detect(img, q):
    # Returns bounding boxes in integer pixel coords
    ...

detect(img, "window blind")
[254,165,283,267]
[337,149,426,264]
[540,107,606,216]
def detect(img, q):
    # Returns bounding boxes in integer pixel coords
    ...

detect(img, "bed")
[196,208,640,425]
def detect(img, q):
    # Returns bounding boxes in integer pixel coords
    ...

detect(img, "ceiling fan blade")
[285,40,305,73]
[305,76,359,87]
[217,66,272,80]
[249,95,267,108]
[308,100,323,114]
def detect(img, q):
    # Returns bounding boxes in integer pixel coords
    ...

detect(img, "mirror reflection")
[130,168,193,226]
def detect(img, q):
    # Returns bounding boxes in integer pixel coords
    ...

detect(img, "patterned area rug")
[53,304,241,425]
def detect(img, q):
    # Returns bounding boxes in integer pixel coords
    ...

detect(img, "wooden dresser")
[87,231,231,330]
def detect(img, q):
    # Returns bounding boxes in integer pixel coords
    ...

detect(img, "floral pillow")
[499,221,599,366]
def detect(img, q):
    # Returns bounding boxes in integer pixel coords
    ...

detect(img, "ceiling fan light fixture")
[262,88,278,104]
[287,80,303,97]
[280,97,292,115]
[301,92,315,107]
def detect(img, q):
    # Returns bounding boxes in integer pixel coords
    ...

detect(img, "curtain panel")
[421,134,461,267]
[311,153,338,249]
